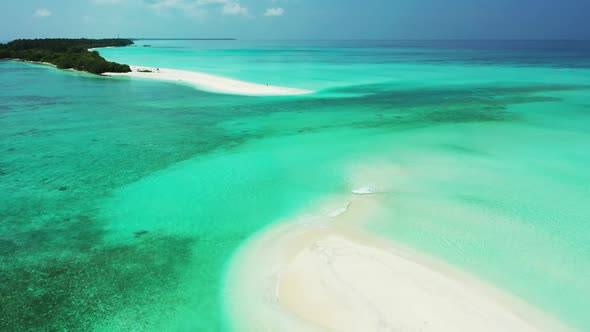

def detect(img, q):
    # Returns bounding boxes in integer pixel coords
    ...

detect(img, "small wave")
[352,186,376,195]
[328,202,351,218]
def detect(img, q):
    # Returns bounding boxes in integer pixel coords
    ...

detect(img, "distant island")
[0,38,134,75]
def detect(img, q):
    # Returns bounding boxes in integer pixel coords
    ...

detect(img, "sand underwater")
[1,40,590,330]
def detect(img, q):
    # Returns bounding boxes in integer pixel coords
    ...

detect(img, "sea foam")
[352,186,377,195]
[328,202,351,218]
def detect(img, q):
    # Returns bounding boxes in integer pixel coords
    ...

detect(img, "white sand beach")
[18,60,57,68]
[104,66,313,96]
[225,191,567,332]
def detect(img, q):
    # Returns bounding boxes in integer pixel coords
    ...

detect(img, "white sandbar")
[224,193,567,332]
[104,66,313,96]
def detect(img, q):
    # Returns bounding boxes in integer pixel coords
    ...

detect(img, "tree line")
[0,39,134,74]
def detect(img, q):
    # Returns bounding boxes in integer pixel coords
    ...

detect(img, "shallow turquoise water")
[1,40,590,330]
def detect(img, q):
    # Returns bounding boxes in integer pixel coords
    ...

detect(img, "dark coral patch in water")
[0,235,195,331]
[134,230,149,238]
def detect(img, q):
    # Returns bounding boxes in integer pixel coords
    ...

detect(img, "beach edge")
[104,65,314,96]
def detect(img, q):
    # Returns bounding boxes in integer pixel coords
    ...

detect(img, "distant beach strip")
[104,66,314,96]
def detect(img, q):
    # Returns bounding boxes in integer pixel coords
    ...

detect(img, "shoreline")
[9,60,313,96]
[11,59,117,76]
[224,190,568,331]
[13,59,57,68]
[104,65,314,96]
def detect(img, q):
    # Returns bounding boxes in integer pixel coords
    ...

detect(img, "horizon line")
[3,37,590,42]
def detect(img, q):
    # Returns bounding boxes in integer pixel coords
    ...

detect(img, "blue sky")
[1,0,589,40]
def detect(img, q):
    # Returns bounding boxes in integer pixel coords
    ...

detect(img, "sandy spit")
[104,66,313,96]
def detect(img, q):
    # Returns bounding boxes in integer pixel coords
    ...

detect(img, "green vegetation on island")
[0,38,134,74]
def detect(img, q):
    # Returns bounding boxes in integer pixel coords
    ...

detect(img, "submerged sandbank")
[224,188,567,331]
[104,66,313,96]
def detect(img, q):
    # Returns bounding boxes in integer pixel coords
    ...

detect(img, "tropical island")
[0,38,133,74]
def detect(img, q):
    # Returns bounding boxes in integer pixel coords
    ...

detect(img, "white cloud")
[222,2,248,15]
[144,0,207,16]
[196,0,228,4]
[33,8,52,18]
[264,7,284,16]
[93,0,122,4]
[139,0,248,17]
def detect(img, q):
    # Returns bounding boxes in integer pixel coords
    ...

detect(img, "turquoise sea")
[1,40,590,330]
